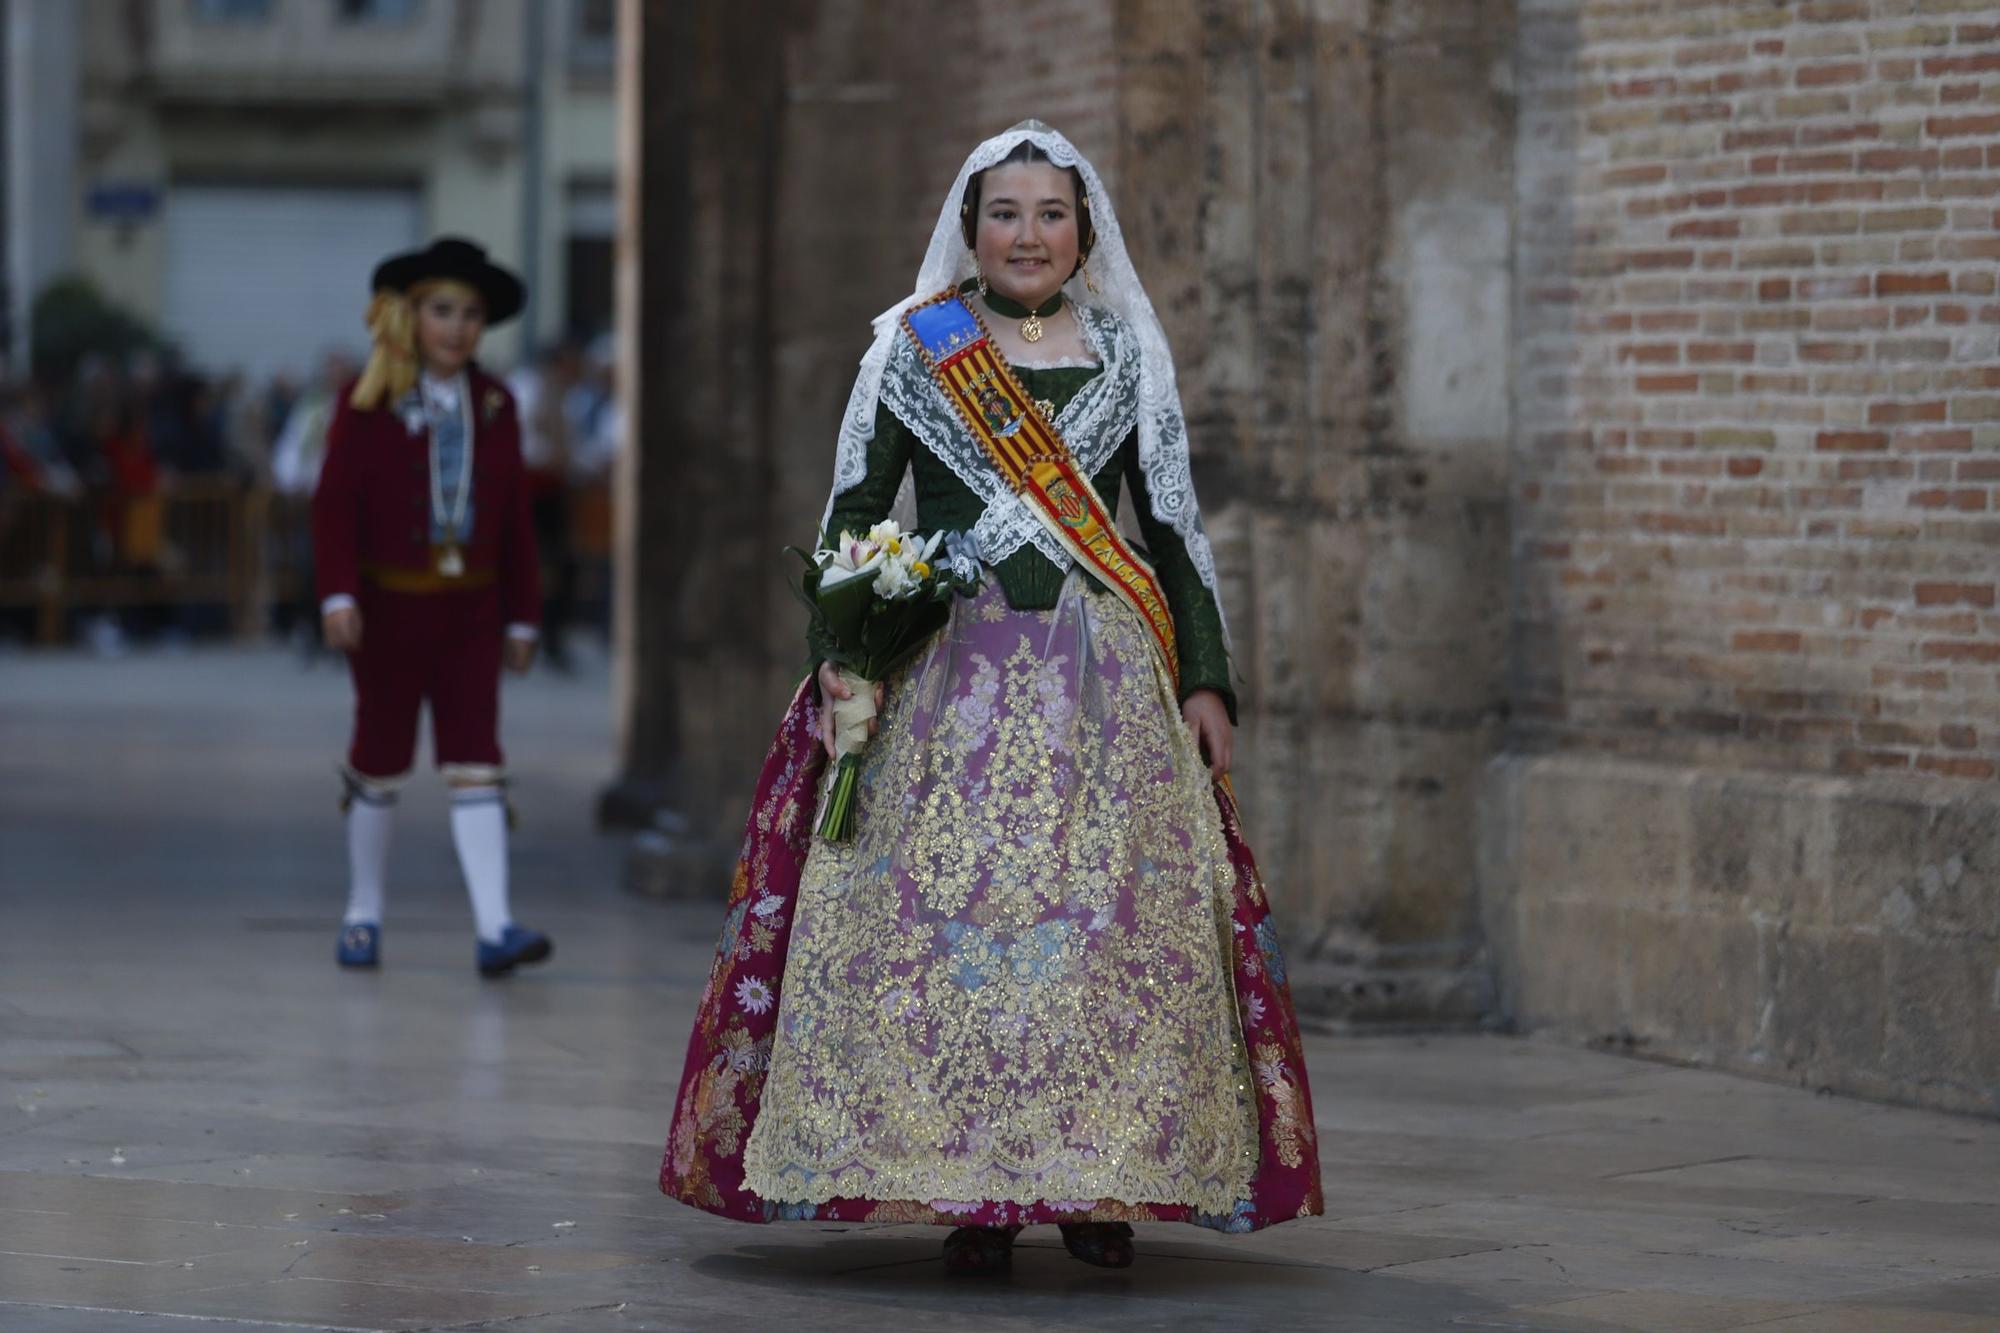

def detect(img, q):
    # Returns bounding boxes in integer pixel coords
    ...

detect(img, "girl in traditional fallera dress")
[660,123,1322,1270]
[314,237,553,978]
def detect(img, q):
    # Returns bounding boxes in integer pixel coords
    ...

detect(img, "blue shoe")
[477,924,552,977]
[337,922,380,968]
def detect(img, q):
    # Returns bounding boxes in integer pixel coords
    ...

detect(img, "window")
[569,0,614,72]
[192,0,275,19]
[333,0,419,23]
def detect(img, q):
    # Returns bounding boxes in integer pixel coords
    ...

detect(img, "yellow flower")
[912,561,931,579]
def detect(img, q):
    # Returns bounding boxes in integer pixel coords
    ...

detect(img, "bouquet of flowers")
[793,521,982,841]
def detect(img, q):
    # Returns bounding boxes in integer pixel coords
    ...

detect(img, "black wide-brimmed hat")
[371,237,525,326]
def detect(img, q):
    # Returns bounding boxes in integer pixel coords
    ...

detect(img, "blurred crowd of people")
[506,334,621,672]
[0,336,620,659]
[0,349,270,502]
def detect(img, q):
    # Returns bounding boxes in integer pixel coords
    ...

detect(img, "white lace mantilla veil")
[820,119,1231,645]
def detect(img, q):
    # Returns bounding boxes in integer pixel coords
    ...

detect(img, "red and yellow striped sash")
[901,289,1178,688]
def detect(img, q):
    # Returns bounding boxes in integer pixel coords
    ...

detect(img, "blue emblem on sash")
[907,298,981,361]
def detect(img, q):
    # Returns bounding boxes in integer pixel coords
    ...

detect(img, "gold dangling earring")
[975,258,989,299]
[1082,255,1100,296]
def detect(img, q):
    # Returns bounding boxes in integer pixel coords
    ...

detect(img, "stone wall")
[616,0,1520,1025]
[1482,753,1999,1116]
[1108,1,1518,1021]
[1492,0,2000,1114]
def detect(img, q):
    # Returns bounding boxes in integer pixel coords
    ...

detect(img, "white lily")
[822,542,887,589]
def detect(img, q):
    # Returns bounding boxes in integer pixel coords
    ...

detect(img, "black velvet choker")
[972,283,1064,342]
[979,287,1064,320]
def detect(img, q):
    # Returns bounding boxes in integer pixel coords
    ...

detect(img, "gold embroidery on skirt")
[1254,1041,1309,1171]
[743,581,1256,1212]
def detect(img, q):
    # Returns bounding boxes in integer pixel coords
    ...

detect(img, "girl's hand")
[1182,689,1233,779]
[817,661,885,761]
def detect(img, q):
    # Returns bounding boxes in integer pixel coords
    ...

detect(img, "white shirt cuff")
[321,594,357,616]
[505,623,540,642]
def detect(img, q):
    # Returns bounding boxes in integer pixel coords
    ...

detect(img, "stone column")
[1109,0,1518,1022]
[604,0,788,888]
[606,2,1065,891]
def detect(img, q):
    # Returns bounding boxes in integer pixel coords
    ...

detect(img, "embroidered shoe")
[943,1225,1018,1274]
[1059,1221,1135,1268]
[477,925,553,977]
[337,923,380,968]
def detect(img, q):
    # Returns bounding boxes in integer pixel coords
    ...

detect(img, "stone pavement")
[2,647,1998,1332]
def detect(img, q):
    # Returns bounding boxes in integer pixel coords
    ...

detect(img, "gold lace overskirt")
[741,574,1258,1213]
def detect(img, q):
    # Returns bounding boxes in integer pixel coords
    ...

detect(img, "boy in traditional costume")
[314,237,552,978]
[659,124,1323,1271]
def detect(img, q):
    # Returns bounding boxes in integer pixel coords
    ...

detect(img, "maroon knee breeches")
[344,586,505,779]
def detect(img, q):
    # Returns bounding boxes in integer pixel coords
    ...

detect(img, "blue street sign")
[86,182,162,222]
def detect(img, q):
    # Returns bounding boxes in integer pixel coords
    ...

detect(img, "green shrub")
[30,276,171,382]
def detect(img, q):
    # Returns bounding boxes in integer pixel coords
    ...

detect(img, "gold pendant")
[1020,313,1044,343]
[436,545,465,578]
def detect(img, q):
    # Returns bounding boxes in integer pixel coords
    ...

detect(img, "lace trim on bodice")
[874,302,1139,570]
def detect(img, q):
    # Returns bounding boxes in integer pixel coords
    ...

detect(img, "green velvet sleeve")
[1122,434,1238,723]
[807,403,914,669]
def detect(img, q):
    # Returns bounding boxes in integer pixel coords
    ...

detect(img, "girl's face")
[973,162,1081,310]
[414,283,487,378]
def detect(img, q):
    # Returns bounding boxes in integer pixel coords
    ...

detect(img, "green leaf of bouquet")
[813,570,875,645]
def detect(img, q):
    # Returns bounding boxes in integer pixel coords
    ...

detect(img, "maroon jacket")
[312,365,540,627]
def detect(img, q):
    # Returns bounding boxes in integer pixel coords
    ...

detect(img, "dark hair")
[958,140,1096,269]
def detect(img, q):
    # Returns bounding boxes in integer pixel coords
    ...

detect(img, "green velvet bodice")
[819,359,1235,718]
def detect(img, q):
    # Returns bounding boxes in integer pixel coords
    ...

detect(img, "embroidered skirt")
[661,574,1324,1231]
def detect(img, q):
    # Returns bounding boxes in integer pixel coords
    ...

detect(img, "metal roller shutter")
[162,184,422,382]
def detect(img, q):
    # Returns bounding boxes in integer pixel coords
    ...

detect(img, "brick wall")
[1515,0,2000,782]
[1498,0,2000,1116]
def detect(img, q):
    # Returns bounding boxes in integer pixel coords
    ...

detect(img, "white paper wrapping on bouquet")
[827,668,878,761]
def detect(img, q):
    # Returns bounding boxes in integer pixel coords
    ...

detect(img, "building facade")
[613,0,2000,1118]
[5,0,616,381]
[1493,0,2000,1118]
[4,0,83,374]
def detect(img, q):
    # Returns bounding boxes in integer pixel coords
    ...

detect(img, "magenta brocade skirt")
[658,579,1323,1232]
